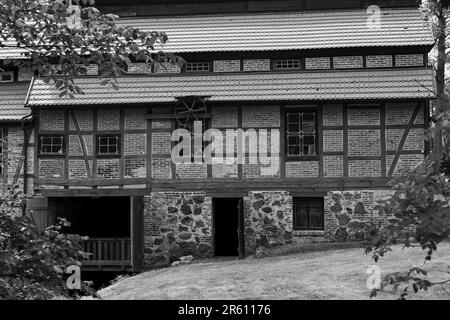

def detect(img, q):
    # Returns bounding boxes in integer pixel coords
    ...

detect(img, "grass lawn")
[98,242,450,300]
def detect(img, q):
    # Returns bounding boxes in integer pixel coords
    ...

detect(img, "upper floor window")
[286,111,317,156]
[274,59,301,70]
[97,135,120,156]
[0,71,13,83]
[186,62,210,73]
[39,135,64,155]
[293,197,324,230]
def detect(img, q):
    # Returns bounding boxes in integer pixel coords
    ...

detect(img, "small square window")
[0,72,13,83]
[97,135,120,156]
[39,135,64,155]
[293,198,324,230]
[274,59,301,70]
[186,62,210,73]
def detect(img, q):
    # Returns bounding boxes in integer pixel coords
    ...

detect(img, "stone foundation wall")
[324,190,392,241]
[143,192,213,268]
[244,191,293,254]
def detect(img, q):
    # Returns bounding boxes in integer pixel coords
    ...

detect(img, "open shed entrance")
[213,198,244,257]
[46,196,144,272]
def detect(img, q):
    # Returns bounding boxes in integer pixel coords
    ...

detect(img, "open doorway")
[213,198,243,257]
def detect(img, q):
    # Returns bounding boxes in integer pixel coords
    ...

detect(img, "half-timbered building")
[0,0,436,270]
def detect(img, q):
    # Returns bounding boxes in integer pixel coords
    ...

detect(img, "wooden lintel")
[147,114,212,120]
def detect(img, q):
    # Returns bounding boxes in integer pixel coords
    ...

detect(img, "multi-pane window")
[274,59,301,70]
[286,111,317,156]
[39,135,64,155]
[97,135,120,156]
[0,71,13,83]
[293,198,324,230]
[186,62,210,73]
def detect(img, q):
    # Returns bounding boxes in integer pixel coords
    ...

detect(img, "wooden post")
[131,196,144,272]
[237,198,245,259]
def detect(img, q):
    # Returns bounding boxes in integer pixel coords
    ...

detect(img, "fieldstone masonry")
[243,191,293,254]
[144,192,213,268]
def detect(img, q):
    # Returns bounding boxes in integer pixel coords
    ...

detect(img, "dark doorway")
[48,197,130,238]
[213,198,242,257]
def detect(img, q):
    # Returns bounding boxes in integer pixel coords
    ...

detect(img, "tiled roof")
[0,40,29,60]
[0,82,31,121]
[117,8,434,53]
[25,68,435,106]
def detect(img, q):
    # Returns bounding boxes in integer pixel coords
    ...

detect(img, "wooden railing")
[82,238,131,269]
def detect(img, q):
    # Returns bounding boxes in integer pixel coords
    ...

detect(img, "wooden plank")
[70,110,92,178]
[388,103,421,176]
[380,104,387,177]
[280,105,286,179]
[147,114,212,120]
[342,105,349,177]
[317,104,324,177]
[36,177,147,186]
[131,196,144,272]
[237,198,245,259]
[146,107,152,188]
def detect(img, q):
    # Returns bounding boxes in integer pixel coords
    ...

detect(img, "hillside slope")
[99,243,450,300]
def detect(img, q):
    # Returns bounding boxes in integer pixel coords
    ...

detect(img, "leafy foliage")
[349,160,450,299]
[0,185,97,299]
[0,0,184,97]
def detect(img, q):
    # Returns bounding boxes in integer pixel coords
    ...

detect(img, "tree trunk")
[432,0,447,173]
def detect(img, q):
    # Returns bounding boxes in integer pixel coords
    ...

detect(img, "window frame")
[95,134,121,158]
[272,58,302,71]
[185,61,211,73]
[285,107,319,158]
[0,71,14,83]
[293,197,325,231]
[38,134,65,157]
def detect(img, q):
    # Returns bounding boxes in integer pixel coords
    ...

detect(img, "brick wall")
[285,161,318,177]
[323,130,343,152]
[212,106,238,128]
[40,110,65,131]
[366,55,393,68]
[213,60,241,72]
[322,104,343,126]
[348,129,380,156]
[323,156,343,177]
[154,62,181,74]
[349,160,381,177]
[39,159,64,178]
[305,57,331,70]
[98,110,120,131]
[97,159,119,179]
[242,106,280,127]
[347,108,380,125]
[243,59,271,71]
[127,63,153,74]
[395,54,424,67]
[124,133,146,155]
[333,56,363,69]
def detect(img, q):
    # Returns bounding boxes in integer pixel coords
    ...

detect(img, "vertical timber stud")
[131,196,144,272]
[119,108,125,189]
[380,104,386,177]
[146,107,152,189]
[342,104,349,178]
[318,104,324,177]
[64,110,69,187]
[280,105,286,179]
[237,198,245,258]
[237,106,243,179]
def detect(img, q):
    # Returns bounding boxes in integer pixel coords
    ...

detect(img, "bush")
[0,185,98,299]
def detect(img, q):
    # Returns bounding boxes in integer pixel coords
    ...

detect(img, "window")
[39,135,64,155]
[293,198,324,230]
[96,135,120,156]
[0,72,13,83]
[186,62,210,73]
[274,59,301,70]
[286,111,317,156]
